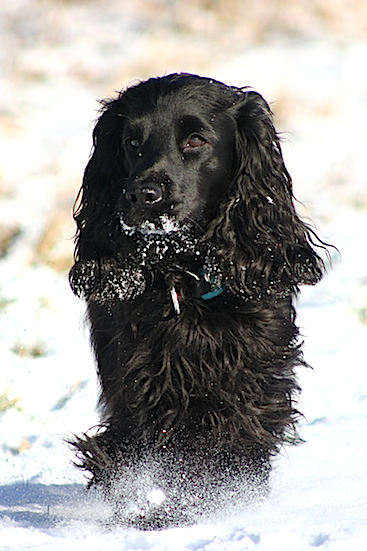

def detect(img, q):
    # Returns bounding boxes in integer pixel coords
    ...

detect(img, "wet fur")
[69,73,326,526]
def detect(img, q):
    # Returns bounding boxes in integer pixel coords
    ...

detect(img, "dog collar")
[167,264,225,315]
[199,266,225,301]
[169,279,225,315]
[200,284,225,301]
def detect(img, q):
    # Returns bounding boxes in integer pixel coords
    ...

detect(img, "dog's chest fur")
[89,282,299,454]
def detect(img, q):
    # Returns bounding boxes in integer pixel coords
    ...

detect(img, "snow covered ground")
[1,1,367,549]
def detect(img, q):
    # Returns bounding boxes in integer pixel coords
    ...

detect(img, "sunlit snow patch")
[147,489,166,506]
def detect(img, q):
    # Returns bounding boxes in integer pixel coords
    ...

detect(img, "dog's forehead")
[123,87,234,136]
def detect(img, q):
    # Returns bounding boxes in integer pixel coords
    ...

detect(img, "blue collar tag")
[201,285,225,301]
[199,266,225,301]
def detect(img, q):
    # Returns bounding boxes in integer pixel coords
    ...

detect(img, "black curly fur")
[69,73,326,526]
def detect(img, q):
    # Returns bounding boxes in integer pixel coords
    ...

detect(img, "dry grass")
[34,208,75,274]
[0,224,22,258]
[0,388,21,413]
[11,340,50,358]
[124,0,367,43]
[94,0,367,86]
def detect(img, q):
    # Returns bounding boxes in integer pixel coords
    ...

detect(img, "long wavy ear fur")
[210,90,326,297]
[73,82,326,298]
[72,97,128,262]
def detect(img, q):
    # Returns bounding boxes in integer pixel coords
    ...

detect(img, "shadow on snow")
[0,483,86,529]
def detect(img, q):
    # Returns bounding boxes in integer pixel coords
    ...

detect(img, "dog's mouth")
[119,213,182,236]
[117,212,202,267]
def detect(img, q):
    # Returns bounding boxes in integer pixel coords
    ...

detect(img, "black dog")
[69,73,325,527]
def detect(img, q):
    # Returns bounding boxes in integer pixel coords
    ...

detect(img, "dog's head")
[73,73,325,296]
[77,74,238,241]
[118,75,237,231]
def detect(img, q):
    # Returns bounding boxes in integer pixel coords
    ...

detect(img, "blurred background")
[1,0,367,273]
[0,0,366,462]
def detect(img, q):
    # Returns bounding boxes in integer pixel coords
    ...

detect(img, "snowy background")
[1,0,367,549]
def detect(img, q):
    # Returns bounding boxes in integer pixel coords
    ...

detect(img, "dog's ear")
[73,97,128,261]
[217,90,325,296]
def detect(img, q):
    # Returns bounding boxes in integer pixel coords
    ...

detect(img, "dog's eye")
[185,134,206,150]
[127,138,140,148]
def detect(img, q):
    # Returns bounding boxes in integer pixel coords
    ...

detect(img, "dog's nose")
[125,185,163,207]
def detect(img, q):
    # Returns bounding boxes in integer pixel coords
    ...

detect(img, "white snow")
[1,1,367,549]
[120,214,182,235]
